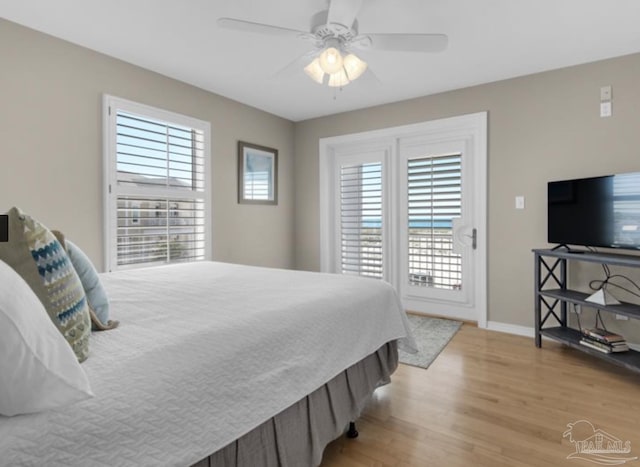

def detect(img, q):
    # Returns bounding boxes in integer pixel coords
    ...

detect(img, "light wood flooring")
[321,324,640,466]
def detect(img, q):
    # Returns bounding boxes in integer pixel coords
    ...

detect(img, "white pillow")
[0,260,93,417]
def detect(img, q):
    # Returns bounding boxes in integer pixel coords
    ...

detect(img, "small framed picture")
[238,141,278,205]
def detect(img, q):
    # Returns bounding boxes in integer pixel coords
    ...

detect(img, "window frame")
[102,94,212,272]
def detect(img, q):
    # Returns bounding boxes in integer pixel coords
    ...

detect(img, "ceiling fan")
[217,0,448,88]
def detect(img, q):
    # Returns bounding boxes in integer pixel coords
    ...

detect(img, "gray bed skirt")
[191,340,398,467]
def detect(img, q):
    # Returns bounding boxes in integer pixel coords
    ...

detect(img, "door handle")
[464,228,477,250]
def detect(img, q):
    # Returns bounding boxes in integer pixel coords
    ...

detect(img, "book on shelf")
[609,342,630,352]
[579,338,612,354]
[581,328,626,344]
[579,337,630,353]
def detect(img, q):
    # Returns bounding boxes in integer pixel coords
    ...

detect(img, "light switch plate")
[515,196,525,209]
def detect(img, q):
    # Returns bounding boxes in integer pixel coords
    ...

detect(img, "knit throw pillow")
[51,230,118,331]
[0,207,91,362]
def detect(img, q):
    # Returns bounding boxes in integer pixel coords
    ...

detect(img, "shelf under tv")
[539,289,640,321]
[541,327,640,374]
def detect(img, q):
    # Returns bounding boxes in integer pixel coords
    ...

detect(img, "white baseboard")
[485,321,535,338]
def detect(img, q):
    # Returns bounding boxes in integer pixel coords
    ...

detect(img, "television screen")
[548,172,640,250]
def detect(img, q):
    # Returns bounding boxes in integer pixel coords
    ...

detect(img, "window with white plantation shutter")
[104,96,211,271]
[407,154,462,289]
[339,162,383,279]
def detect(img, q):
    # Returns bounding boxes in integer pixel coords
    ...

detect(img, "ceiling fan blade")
[217,17,310,39]
[327,0,363,28]
[270,49,320,81]
[366,33,448,53]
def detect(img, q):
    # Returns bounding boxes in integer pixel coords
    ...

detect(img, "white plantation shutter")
[104,96,211,271]
[407,154,462,289]
[116,196,206,267]
[339,162,383,279]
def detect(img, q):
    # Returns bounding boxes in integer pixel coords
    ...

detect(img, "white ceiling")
[2,0,640,122]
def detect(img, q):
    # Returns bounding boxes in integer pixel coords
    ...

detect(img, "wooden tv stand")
[533,248,640,375]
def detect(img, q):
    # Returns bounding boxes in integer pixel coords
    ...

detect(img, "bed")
[0,261,416,467]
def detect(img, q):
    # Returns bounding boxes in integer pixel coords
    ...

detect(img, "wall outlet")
[573,304,581,314]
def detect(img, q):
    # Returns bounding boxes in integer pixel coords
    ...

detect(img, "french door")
[398,138,478,321]
[320,113,487,325]
[324,145,391,280]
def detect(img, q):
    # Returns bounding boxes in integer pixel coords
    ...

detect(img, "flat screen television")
[548,172,640,250]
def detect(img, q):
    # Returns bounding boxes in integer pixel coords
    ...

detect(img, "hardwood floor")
[321,324,640,466]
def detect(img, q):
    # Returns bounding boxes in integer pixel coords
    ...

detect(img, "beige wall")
[0,19,295,271]
[293,52,640,331]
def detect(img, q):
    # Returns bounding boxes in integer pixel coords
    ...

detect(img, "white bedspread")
[0,262,415,467]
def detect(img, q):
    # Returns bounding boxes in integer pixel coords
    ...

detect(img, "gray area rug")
[399,315,463,369]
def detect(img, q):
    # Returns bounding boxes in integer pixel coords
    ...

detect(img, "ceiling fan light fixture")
[304,58,325,84]
[219,6,450,92]
[318,43,344,74]
[343,53,367,81]
[328,68,350,88]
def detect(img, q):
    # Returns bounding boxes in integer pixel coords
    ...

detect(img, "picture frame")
[238,141,278,205]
